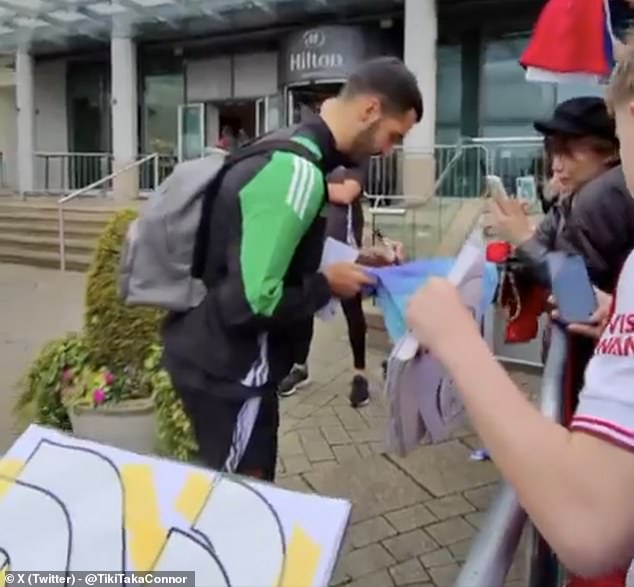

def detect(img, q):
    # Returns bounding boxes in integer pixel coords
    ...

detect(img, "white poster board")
[0,425,351,586]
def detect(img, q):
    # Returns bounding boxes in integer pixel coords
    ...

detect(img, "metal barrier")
[139,153,177,192]
[35,152,170,195]
[454,324,567,587]
[0,151,4,188]
[365,144,488,203]
[35,152,114,194]
[472,136,546,212]
[366,144,489,257]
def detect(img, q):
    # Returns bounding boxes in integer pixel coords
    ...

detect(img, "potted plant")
[16,210,198,460]
[61,364,157,454]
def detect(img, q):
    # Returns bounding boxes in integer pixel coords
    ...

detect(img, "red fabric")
[520,0,610,76]
[486,241,512,264]
[566,570,627,587]
[503,284,549,344]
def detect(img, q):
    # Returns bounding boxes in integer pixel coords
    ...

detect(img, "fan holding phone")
[547,252,598,325]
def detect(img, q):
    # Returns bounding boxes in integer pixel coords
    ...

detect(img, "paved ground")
[0,263,541,587]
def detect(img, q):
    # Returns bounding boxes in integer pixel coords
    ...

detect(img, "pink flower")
[62,368,74,383]
[103,371,115,386]
[93,388,107,405]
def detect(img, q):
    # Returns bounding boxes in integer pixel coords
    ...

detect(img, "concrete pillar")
[16,49,35,195]
[111,36,138,200]
[403,0,437,201]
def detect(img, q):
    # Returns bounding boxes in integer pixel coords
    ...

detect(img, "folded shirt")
[375,232,499,453]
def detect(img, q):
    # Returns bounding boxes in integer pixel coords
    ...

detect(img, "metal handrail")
[471,136,544,144]
[454,324,568,587]
[57,153,159,271]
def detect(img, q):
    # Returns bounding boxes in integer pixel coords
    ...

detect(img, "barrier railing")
[35,152,173,195]
[472,136,546,211]
[366,144,489,257]
[57,153,159,271]
[365,144,488,203]
[139,153,177,192]
[36,152,114,194]
[454,324,567,587]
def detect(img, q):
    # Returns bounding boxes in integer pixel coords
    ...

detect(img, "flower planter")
[68,397,157,455]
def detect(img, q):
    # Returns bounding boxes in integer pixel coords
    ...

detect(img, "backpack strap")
[191,138,324,279]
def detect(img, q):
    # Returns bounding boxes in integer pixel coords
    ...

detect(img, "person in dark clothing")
[162,57,423,481]
[491,97,627,291]
[278,162,402,407]
[490,96,634,417]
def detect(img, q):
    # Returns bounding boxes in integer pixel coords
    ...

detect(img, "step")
[0,221,103,240]
[0,192,147,213]
[0,234,96,255]
[0,203,115,218]
[0,211,110,228]
[434,198,488,257]
[0,247,91,272]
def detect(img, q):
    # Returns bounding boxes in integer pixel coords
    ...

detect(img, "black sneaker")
[278,366,310,398]
[349,375,370,408]
[381,360,388,380]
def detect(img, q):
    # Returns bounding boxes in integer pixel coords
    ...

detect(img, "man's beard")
[349,121,381,161]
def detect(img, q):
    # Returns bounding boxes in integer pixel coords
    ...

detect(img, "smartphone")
[547,252,597,324]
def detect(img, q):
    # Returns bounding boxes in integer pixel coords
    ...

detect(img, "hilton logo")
[303,30,326,48]
[289,29,344,75]
[289,51,344,73]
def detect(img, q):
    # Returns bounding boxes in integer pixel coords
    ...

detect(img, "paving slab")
[0,263,543,587]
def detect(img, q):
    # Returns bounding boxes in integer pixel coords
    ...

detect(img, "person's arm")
[328,179,363,204]
[407,278,634,577]
[209,151,332,330]
[327,162,367,205]
[514,206,556,259]
[566,170,634,291]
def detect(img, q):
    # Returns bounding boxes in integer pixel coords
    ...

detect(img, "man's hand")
[357,247,394,268]
[489,194,534,245]
[564,289,612,340]
[393,240,405,263]
[406,277,480,355]
[323,262,375,299]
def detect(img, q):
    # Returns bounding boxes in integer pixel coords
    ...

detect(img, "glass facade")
[482,35,556,137]
[140,53,184,157]
[436,44,462,144]
[435,32,609,142]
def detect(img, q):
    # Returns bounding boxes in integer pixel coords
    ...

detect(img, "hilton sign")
[281,26,366,84]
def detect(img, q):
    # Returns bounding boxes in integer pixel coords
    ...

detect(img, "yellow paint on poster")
[0,459,24,499]
[0,564,6,587]
[120,464,167,571]
[174,471,213,522]
[279,524,322,587]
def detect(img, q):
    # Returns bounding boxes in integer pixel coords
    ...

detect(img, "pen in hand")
[374,229,400,265]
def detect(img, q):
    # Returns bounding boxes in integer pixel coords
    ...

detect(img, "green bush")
[15,332,90,430]
[84,209,163,371]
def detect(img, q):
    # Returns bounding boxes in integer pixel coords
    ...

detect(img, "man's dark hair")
[340,57,423,122]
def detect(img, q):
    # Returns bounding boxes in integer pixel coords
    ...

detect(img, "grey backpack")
[118,138,321,312]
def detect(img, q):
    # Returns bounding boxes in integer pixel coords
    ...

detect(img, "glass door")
[67,61,111,189]
[177,103,205,161]
[255,97,268,137]
[285,86,297,126]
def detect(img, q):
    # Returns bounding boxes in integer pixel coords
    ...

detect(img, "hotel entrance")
[177,95,280,161]
[286,81,343,125]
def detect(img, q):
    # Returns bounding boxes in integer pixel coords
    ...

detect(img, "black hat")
[534,97,617,143]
